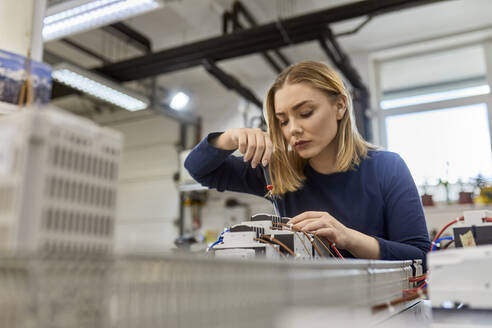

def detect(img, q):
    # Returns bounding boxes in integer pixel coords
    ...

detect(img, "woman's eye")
[279,120,289,126]
[300,111,313,118]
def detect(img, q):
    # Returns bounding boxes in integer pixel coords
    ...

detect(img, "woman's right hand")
[214,128,273,168]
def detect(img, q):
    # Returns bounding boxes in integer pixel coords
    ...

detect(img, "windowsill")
[423,202,492,214]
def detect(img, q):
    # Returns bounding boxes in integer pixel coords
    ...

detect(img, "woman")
[185,61,430,265]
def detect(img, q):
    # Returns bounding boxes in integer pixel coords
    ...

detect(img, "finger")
[251,133,265,168]
[243,132,256,162]
[288,211,322,225]
[261,134,273,167]
[294,218,317,230]
[314,228,337,243]
[238,131,247,154]
[301,220,331,233]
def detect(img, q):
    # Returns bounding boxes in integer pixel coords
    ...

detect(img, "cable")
[206,228,230,252]
[431,236,454,252]
[403,282,427,294]
[277,222,328,258]
[278,222,343,259]
[260,234,296,256]
[294,231,312,256]
[330,243,344,259]
[207,239,222,252]
[442,239,455,249]
[409,274,427,283]
[429,216,464,252]
[304,232,324,258]
[372,288,427,312]
[253,238,284,257]
[312,234,336,258]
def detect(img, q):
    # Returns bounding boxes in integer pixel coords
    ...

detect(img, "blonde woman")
[185,61,430,266]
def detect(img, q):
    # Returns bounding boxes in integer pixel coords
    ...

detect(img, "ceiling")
[45,0,492,126]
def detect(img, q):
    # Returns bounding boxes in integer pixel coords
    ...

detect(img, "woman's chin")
[295,148,317,159]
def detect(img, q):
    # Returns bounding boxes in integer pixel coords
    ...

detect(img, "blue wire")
[207,239,222,252]
[431,236,454,251]
[207,228,230,252]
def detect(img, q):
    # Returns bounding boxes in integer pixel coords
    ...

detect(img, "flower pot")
[421,194,434,206]
[458,191,473,204]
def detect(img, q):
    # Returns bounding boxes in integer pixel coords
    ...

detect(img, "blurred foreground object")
[0,105,122,255]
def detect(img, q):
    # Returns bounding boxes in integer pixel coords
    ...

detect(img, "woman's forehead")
[274,84,322,113]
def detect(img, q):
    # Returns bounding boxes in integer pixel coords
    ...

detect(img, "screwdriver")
[262,165,281,217]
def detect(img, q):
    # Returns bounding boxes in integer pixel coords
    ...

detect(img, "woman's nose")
[289,119,303,136]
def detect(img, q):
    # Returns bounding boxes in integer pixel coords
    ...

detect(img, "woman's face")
[273,83,346,159]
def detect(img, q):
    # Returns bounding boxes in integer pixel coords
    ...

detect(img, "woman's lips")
[294,140,311,149]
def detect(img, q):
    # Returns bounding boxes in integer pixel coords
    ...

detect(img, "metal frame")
[97,0,446,82]
[102,22,152,53]
[226,0,291,74]
[319,28,371,139]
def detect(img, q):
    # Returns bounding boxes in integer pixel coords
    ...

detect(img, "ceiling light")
[52,63,149,111]
[43,0,161,41]
[170,92,189,110]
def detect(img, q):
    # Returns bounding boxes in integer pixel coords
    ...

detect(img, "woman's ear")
[335,96,347,120]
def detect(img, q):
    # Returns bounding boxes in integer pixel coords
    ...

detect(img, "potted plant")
[421,179,434,206]
[457,178,473,204]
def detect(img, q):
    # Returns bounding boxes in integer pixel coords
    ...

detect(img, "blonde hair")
[266,61,375,196]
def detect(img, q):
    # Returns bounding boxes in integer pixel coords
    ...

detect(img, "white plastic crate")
[0,105,122,255]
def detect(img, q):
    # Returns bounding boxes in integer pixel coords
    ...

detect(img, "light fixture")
[43,0,161,41]
[170,92,189,110]
[52,63,149,111]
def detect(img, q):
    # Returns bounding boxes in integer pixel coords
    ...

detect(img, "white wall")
[0,0,34,57]
[97,112,181,252]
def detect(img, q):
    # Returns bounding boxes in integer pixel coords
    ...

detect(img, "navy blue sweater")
[185,132,430,266]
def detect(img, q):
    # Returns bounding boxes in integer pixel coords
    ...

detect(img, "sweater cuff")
[375,236,389,260]
[203,132,236,156]
[374,236,428,272]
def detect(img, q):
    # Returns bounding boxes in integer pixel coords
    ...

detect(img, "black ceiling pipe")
[60,39,112,64]
[203,59,266,129]
[318,28,371,139]
[97,0,447,82]
[225,15,284,74]
[102,22,152,53]
[202,59,263,110]
[231,0,291,68]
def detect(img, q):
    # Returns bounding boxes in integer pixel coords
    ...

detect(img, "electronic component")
[452,210,492,247]
[428,244,492,310]
[211,213,335,259]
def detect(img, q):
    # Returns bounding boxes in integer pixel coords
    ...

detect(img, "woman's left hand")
[288,211,354,249]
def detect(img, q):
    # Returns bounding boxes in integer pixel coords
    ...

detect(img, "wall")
[96,112,181,253]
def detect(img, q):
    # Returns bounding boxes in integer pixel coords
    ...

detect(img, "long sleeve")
[184,132,267,197]
[375,153,431,269]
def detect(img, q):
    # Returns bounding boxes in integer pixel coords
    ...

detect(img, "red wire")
[409,274,427,282]
[330,243,344,259]
[483,217,492,223]
[403,281,427,294]
[429,216,464,252]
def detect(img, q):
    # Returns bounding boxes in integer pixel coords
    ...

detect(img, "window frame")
[369,39,492,157]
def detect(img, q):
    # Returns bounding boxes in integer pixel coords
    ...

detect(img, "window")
[380,45,489,109]
[386,103,492,185]
[373,43,492,200]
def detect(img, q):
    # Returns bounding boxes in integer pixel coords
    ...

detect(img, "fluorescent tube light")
[43,0,161,41]
[170,92,189,110]
[52,63,149,111]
